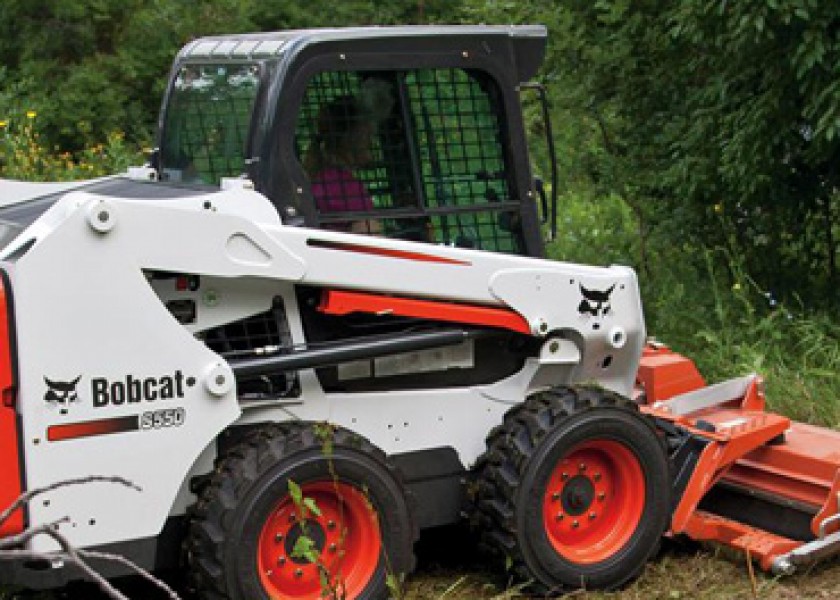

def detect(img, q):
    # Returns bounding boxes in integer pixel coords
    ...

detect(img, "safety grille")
[296,71,413,216]
[295,68,522,253]
[203,304,298,399]
[204,309,282,356]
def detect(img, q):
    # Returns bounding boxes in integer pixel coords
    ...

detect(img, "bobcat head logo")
[44,376,82,405]
[578,284,615,318]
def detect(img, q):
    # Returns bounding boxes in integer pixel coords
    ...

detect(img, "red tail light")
[0,270,23,536]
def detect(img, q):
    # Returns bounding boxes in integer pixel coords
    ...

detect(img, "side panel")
[10,187,642,551]
[10,192,292,551]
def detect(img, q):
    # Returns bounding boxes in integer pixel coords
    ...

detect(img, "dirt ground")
[404,531,840,600]
[5,530,840,599]
[405,549,840,599]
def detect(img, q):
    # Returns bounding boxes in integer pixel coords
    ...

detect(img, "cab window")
[295,68,523,253]
[160,63,260,185]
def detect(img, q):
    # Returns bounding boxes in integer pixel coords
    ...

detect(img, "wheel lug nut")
[598,492,606,501]
[579,463,587,472]
[274,533,284,543]
[328,520,336,530]
[329,543,337,553]
[572,520,580,528]
[555,512,564,521]
[593,472,601,482]
[589,512,597,520]
[561,473,569,481]
[277,556,286,566]
[551,492,560,501]
[294,568,303,578]
[289,513,296,523]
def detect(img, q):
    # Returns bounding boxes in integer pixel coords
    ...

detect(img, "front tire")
[473,386,671,593]
[187,423,417,600]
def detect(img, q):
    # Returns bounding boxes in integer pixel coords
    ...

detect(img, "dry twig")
[0,476,180,599]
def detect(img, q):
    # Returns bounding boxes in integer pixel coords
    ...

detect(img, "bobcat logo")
[578,284,615,318]
[44,376,82,405]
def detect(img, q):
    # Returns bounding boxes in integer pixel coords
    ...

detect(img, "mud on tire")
[186,422,417,600]
[472,386,671,594]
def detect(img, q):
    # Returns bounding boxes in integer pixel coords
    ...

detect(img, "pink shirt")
[311,167,373,213]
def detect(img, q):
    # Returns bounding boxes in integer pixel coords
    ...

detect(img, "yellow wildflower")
[713,203,723,213]
[26,110,37,119]
[0,120,6,128]
[732,282,741,291]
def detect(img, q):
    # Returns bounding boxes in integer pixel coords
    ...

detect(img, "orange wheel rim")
[541,440,646,564]
[257,481,381,599]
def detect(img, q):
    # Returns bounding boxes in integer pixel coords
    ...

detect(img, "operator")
[304,94,382,234]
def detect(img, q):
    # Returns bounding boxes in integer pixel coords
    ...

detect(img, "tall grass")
[546,187,840,427]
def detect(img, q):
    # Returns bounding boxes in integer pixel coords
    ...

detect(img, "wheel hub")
[257,481,382,599]
[285,520,327,564]
[542,440,646,564]
[561,475,595,516]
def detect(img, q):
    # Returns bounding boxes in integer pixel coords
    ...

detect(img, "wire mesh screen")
[203,304,298,399]
[296,71,414,232]
[295,67,522,252]
[406,69,519,253]
[160,63,260,185]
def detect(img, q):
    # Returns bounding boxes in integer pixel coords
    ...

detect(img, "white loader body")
[3,186,644,553]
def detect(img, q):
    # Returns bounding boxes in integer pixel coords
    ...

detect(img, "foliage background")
[0,0,837,469]
[4,0,833,414]
[1,1,839,597]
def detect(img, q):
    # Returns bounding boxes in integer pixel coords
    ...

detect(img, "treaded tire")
[186,422,417,600]
[473,386,670,594]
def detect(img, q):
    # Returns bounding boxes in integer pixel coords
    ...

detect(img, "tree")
[459,1,840,308]
[0,0,253,149]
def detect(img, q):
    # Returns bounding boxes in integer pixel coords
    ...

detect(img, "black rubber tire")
[472,386,671,594]
[186,422,417,600]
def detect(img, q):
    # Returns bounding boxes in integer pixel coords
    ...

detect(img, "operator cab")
[156,25,549,256]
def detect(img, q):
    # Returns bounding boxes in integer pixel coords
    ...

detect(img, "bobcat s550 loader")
[2,25,840,599]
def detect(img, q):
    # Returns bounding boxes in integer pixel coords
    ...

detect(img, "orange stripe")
[318,290,531,335]
[307,239,470,266]
[47,416,139,442]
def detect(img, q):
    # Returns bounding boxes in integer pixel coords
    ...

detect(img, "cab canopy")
[157,25,548,255]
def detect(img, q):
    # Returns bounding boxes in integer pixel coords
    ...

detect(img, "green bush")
[0,109,144,181]
[546,189,840,427]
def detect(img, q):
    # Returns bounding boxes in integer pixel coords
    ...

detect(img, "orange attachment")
[640,343,840,570]
[0,275,23,537]
[318,289,531,335]
[646,403,802,570]
[636,345,705,403]
[722,421,840,536]
[681,510,801,571]
[661,408,792,534]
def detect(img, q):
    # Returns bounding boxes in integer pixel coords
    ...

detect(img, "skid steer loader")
[1,24,840,599]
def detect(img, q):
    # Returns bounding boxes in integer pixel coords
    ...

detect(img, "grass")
[404,549,840,599]
[6,540,840,599]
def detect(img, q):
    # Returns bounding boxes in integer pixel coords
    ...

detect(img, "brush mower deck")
[638,345,840,574]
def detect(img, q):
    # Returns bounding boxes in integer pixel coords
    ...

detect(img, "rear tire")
[186,422,417,600]
[473,386,670,593]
